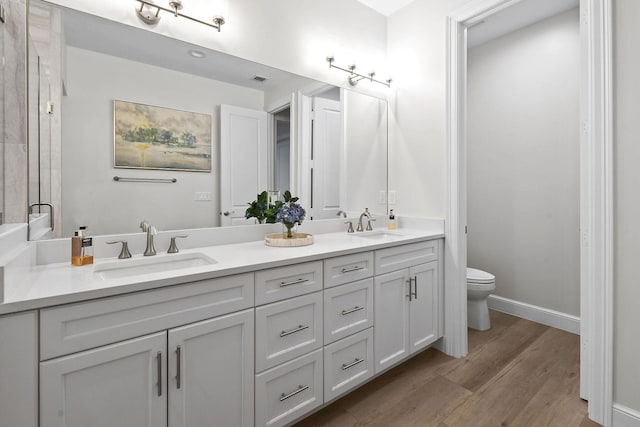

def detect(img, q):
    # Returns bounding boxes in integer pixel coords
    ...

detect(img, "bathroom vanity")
[0,225,443,427]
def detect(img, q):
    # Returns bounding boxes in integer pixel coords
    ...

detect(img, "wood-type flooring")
[295,310,601,427]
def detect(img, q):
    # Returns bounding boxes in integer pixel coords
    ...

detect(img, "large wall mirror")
[26,0,388,239]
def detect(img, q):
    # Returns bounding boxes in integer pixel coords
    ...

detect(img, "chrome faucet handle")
[168,235,188,253]
[106,240,132,259]
[344,221,354,233]
[366,217,376,231]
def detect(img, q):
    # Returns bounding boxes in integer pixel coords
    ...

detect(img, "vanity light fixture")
[326,56,391,87]
[135,0,225,32]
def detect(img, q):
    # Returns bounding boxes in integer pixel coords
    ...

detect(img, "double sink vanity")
[0,220,444,427]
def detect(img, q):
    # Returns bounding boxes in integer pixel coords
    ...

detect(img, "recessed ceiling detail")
[356,0,415,16]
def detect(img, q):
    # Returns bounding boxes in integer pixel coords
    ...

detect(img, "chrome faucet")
[357,208,371,232]
[140,220,158,256]
[337,210,347,218]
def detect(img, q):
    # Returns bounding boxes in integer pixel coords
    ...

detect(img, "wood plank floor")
[294,310,601,427]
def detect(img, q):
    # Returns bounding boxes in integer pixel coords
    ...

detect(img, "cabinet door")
[40,332,167,427]
[374,270,410,373]
[167,309,254,427]
[409,261,440,354]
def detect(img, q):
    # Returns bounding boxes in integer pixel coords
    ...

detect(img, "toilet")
[466,268,496,331]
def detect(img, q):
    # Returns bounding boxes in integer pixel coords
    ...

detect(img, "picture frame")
[113,100,212,172]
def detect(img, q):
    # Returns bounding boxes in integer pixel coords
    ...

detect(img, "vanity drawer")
[40,273,254,360]
[324,278,374,344]
[324,328,374,402]
[255,349,323,427]
[374,240,439,275]
[324,251,374,288]
[255,292,323,372]
[255,261,323,305]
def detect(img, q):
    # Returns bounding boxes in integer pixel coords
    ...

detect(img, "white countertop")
[0,227,443,315]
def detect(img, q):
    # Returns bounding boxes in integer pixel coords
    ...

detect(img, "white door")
[220,105,268,226]
[40,332,167,427]
[409,261,440,354]
[374,269,410,373]
[168,309,254,427]
[310,97,342,220]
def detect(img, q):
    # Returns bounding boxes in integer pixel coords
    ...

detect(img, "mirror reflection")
[27,0,388,239]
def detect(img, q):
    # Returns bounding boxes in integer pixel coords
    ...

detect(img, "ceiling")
[60,6,300,91]
[356,0,416,16]
[468,0,579,48]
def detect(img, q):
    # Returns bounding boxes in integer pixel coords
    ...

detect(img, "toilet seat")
[467,267,495,284]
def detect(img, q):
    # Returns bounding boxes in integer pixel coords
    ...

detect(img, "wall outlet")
[378,190,386,204]
[388,190,397,205]
[194,192,211,201]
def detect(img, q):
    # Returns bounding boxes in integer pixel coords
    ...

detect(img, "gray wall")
[467,9,580,316]
[613,0,640,412]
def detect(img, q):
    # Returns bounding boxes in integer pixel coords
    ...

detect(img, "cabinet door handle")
[175,346,181,389]
[342,358,365,370]
[280,384,309,401]
[280,324,309,337]
[156,351,162,397]
[280,278,309,287]
[412,275,418,299]
[341,265,364,273]
[341,306,364,316]
[406,278,412,301]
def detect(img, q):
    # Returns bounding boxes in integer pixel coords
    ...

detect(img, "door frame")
[444,0,613,425]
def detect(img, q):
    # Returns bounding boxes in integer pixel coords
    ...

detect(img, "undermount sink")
[351,231,406,240]
[94,252,217,280]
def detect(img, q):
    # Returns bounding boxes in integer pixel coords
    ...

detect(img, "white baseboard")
[614,404,640,427]
[487,295,580,335]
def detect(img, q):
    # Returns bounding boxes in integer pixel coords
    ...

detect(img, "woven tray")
[264,233,314,247]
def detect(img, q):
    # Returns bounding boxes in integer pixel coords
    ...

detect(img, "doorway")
[445,0,613,425]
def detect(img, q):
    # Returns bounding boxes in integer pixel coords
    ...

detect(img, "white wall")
[387,0,470,218]
[467,9,580,316]
[613,0,640,412]
[62,47,264,236]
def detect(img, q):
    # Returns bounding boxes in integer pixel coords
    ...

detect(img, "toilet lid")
[467,267,495,284]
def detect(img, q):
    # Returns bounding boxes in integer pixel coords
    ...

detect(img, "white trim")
[579,1,614,424]
[613,404,640,427]
[487,295,580,335]
[446,0,613,424]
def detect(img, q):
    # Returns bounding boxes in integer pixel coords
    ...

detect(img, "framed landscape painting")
[114,100,212,172]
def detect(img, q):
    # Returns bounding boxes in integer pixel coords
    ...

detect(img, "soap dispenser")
[388,210,396,230]
[71,226,94,266]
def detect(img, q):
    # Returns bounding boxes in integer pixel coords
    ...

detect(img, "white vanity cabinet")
[38,274,255,427]
[7,235,444,427]
[168,309,254,427]
[373,241,443,373]
[0,311,38,427]
[40,332,168,427]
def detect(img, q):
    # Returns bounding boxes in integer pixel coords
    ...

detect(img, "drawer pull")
[280,324,309,337]
[280,384,309,402]
[175,346,181,389]
[341,265,364,273]
[412,275,418,299]
[156,351,162,397]
[341,306,365,316]
[342,358,365,370]
[280,278,309,287]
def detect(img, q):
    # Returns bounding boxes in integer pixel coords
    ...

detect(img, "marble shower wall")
[3,0,28,224]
